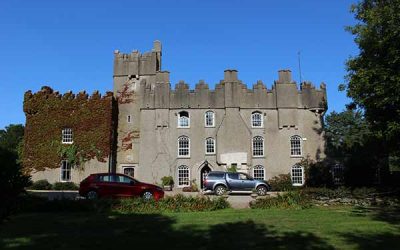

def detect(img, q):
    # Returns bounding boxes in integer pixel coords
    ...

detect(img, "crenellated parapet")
[137,69,326,110]
[24,86,113,115]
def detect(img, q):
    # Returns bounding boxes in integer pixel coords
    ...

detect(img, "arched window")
[205,137,215,154]
[252,136,264,157]
[178,111,190,128]
[290,135,302,156]
[251,112,263,128]
[291,165,304,186]
[60,160,71,182]
[205,111,215,127]
[253,165,265,180]
[178,136,190,157]
[177,165,190,187]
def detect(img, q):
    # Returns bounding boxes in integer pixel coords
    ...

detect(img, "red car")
[79,173,164,200]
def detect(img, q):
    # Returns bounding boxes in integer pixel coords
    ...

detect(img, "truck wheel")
[256,186,268,196]
[214,185,227,196]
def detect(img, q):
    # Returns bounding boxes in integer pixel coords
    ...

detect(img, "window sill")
[205,153,216,156]
[177,156,191,159]
[252,156,265,158]
[62,142,74,144]
[290,155,303,158]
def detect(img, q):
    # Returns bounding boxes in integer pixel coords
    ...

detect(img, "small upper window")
[251,112,263,128]
[205,111,215,127]
[60,160,71,182]
[127,115,132,123]
[178,111,190,128]
[290,135,302,156]
[205,137,216,154]
[62,128,73,144]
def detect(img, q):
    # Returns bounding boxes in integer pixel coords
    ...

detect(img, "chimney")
[278,69,292,83]
[224,69,238,82]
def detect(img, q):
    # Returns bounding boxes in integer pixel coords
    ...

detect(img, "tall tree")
[344,0,400,156]
[0,124,24,153]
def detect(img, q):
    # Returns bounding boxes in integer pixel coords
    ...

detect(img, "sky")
[0,0,358,129]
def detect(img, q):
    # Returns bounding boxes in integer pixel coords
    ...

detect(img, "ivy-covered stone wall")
[23,86,114,174]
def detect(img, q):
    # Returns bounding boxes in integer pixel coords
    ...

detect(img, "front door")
[200,165,211,189]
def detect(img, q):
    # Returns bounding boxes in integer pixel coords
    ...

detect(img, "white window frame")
[205,137,216,155]
[290,135,302,157]
[205,110,215,127]
[251,112,263,128]
[253,165,265,180]
[62,128,73,144]
[291,165,304,186]
[178,136,190,158]
[178,111,190,128]
[177,165,190,187]
[60,160,72,182]
[252,136,264,157]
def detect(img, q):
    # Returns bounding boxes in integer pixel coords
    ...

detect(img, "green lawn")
[1,206,399,250]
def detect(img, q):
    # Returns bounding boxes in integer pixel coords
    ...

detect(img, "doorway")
[200,163,212,189]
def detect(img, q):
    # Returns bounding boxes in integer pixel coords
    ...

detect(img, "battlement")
[24,86,113,115]
[114,40,162,77]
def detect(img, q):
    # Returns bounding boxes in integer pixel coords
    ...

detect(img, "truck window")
[227,173,239,179]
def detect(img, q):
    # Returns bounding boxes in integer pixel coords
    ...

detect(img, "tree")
[0,124,30,221]
[0,124,24,153]
[343,0,400,156]
[324,109,388,186]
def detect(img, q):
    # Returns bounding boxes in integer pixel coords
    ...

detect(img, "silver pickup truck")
[203,171,271,196]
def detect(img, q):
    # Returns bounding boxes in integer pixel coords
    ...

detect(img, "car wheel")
[256,186,268,196]
[214,185,227,196]
[142,191,153,200]
[86,190,98,200]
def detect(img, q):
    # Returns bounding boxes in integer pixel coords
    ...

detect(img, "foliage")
[182,179,199,192]
[324,109,389,186]
[161,176,174,186]
[226,164,237,173]
[268,174,295,191]
[324,110,371,158]
[343,0,400,157]
[114,195,230,213]
[19,194,230,213]
[23,87,114,173]
[52,182,79,190]
[0,124,25,153]
[30,179,52,190]
[250,191,311,209]
[0,147,31,222]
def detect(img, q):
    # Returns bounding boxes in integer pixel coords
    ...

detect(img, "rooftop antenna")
[298,51,302,84]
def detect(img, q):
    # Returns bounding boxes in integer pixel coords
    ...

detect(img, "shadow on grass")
[340,231,400,250]
[351,205,400,226]
[0,212,334,250]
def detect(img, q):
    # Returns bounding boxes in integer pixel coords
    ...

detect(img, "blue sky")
[0,0,357,129]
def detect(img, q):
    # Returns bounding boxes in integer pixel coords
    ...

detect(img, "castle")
[24,41,327,188]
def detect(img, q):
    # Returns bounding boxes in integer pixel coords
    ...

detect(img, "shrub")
[30,179,52,190]
[113,194,230,213]
[250,191,311,209]
[52,182,79,190]
[0,148,31,222]
[268,174,295,191]
[161,176,174,186]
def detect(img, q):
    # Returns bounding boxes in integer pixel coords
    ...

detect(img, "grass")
[1,206,399,250]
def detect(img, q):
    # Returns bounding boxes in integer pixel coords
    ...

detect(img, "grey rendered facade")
[113,41,327,188]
